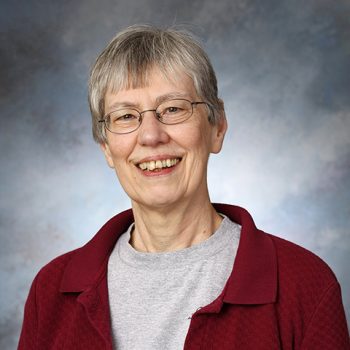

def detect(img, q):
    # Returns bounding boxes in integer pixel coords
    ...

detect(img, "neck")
[130,198,222,253]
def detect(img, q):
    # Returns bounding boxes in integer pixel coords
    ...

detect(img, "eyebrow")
[155,92,190,104]
[106,92,192,112]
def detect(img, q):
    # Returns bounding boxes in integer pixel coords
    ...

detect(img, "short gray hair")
[88,25,223,143]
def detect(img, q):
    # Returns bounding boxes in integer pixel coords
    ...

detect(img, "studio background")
[1,0,349,348]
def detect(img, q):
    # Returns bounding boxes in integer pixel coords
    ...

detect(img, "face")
[101,68,227,210]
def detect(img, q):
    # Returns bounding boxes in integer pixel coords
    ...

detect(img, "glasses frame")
[99,99,210,135]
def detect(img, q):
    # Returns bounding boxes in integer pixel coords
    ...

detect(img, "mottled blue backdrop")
[1,0,349,348]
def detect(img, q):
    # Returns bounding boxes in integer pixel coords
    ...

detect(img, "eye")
[164,106,183,114]
[116,114,137,121]
[109,110,139,124]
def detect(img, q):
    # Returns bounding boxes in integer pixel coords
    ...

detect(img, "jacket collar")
[214,204,277,305]
[60,204,277,305]
[60,209,134,293]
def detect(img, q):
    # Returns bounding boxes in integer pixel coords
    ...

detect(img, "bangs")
[106,58,186,94]
[107,62,152,93]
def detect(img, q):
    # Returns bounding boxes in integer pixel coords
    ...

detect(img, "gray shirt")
[107,216,241,350]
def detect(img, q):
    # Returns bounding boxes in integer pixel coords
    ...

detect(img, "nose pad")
[137,110,169,146]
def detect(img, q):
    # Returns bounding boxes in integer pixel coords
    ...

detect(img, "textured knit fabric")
[18,204,350,350]
[108,217,241,349]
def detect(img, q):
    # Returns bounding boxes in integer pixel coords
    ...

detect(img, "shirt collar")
[60,204,277,305]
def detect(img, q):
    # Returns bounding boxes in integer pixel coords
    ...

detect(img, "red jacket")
[18,204,350,349]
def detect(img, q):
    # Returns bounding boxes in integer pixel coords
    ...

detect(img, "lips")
[137,158,181,171]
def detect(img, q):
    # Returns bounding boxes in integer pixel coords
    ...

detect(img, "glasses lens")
[157,99,192,124]
[107,109,140,134]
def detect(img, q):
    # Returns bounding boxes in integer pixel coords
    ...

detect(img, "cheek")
[187,123,214,153]
[107,137,135,164]
[178,119,211,144]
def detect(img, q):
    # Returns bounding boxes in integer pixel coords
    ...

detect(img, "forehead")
[104,67,197,110]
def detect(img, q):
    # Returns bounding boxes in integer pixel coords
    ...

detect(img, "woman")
[18,25,350,349]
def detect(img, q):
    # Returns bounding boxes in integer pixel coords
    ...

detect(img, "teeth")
[138,158,180,171]
[149,161,156,171]
[139,162,147,170]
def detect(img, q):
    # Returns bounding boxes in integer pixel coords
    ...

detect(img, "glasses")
[99,99,209,135]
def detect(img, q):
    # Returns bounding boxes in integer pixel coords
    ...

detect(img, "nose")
[137,110,170,147]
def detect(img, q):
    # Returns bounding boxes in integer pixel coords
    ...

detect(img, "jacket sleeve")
[301,282,350,350]
[18,275,39,350]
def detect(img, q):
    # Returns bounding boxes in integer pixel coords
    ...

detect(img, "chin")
[133,195,182,210]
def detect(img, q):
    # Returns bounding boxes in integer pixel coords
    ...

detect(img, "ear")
[100,142,115,168]
[210,100,228,154]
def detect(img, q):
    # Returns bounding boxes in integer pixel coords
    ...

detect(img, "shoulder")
[20,247,84,339]
[268,233,336,283]
[267,233,339,317]
[32,248,81,295]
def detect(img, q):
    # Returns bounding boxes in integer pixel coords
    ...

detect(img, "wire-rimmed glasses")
[99,99,209,135]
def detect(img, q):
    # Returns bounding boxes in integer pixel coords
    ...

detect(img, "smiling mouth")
[137,158,181,171]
